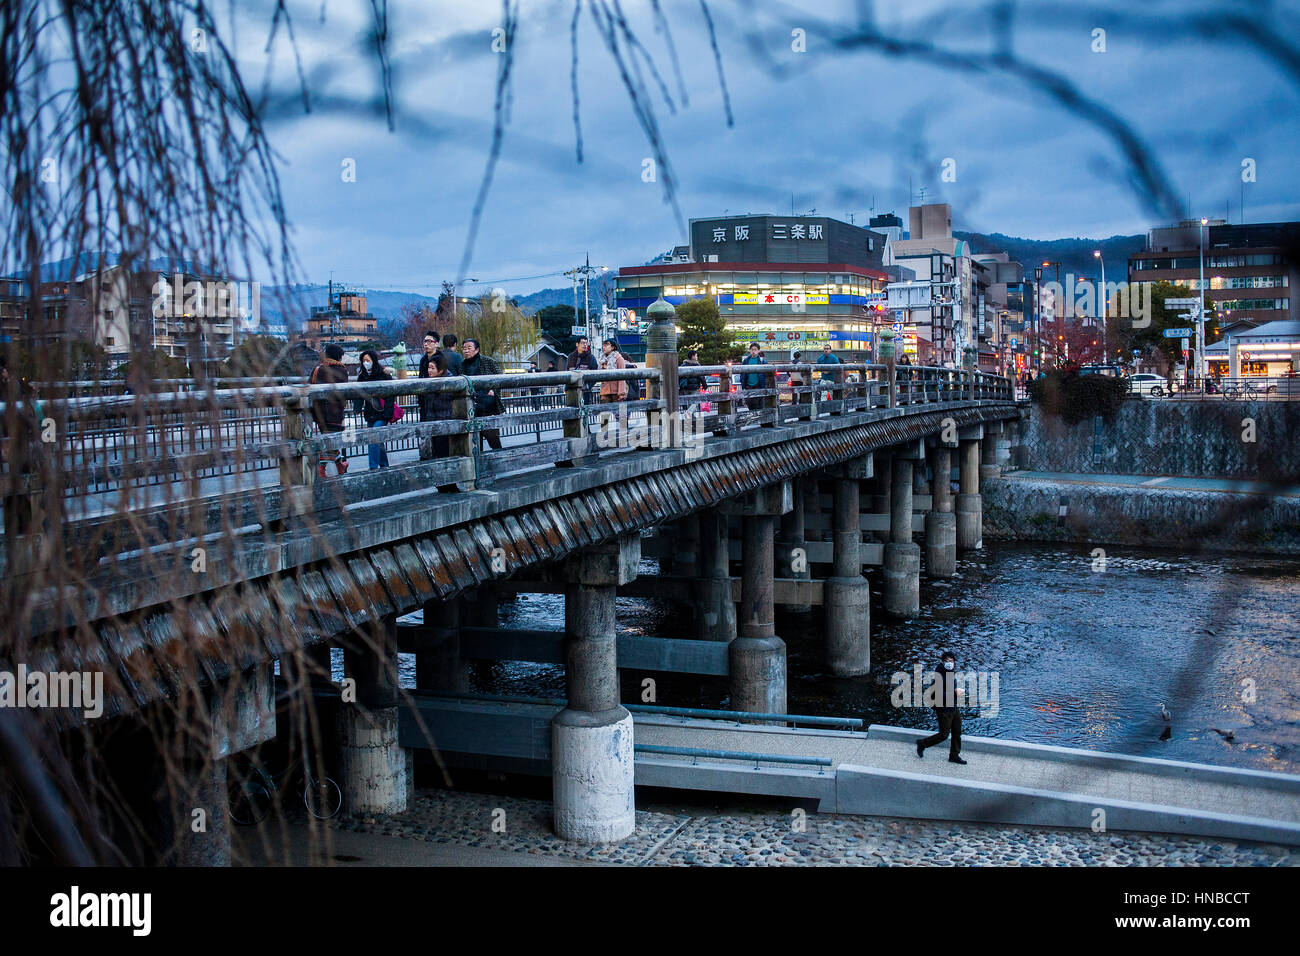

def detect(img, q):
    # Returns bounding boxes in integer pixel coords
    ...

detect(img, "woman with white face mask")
[354,349,395,469]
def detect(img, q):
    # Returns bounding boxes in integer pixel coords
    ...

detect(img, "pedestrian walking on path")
[917,651,967,764]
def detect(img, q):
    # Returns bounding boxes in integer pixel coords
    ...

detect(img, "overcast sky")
[246,0,1300,294]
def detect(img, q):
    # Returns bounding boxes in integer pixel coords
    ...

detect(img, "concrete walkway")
[632,714,1300,842]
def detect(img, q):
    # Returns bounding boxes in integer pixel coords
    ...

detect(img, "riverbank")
[983,472,1300,554]
[234,787,1298,867]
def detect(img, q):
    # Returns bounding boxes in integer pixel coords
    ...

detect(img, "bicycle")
[228,750,343,825]
[1223,381,1260,401]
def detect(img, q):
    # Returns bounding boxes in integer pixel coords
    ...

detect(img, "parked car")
[1127,373,1170,398]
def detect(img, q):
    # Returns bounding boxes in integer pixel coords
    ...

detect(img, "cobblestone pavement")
[326,788,1298,866]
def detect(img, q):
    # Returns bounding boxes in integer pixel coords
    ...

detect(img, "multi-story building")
[1129,219,1299,335]
[616,214,892,360]
[300,281,378,351]
[971,253,1028,375]
[15,263,242,367]
[889,204,980,366]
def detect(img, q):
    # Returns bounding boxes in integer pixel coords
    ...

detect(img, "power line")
[340,269,573,290]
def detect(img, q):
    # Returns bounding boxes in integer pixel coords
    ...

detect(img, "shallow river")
[401,542,1300,775]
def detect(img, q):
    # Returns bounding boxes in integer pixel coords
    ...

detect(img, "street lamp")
[1033,266,1043,376]
[1197,217,1208,386]
[1093,249,1107,365]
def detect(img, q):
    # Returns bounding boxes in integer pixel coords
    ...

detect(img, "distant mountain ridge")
[955,231,1146,283]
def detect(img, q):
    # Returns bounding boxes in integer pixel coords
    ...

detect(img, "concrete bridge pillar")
[824,458,871,675]
[279,641,333,687]
[957,436,983,550]
[776,477,812,614]
[338,614,407,816]
[694,508,737,642]
[553,533,639,843]
[883,448,921,617]
[726,482,791,714]
[980,422,1003,481]
[417,597,469,693]
[672,513,701,578]
[167,664,276,865]
[924,445,957,579]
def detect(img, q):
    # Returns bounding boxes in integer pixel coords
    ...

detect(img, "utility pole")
[583,253,592,343]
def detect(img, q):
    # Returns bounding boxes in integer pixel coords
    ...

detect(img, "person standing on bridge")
[439,333,464,375]
[567,335,599,407]
[917,651,967,764]
[740,342,768,411]
[309,343,349,476]
[461,338,504,451]
[598,338,627,404]
[355,349,396,470]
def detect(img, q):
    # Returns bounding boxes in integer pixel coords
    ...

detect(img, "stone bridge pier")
[694,507,737,643]
[824,456,872,675]
[553,533,639,843]
[957,428,984,551]
[338,615,407,816]
[724,482,791,715]
[883,442,923,617]
[925,438,958,579]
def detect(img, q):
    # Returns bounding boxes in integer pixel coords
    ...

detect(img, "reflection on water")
[401,544,1300,775]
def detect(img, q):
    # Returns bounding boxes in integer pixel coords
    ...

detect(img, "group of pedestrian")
[739,342,848,410]
[306,331,510,476]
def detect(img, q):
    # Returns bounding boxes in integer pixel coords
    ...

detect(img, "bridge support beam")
[694,508,737,642]
[776,477,811,614]
[553,534,639,843]
[825,459,871,675]
[957,437,983,550]
[883,454,921,617]
[726,483,790,714]
[338,614,407,816]
[925,445,957,579]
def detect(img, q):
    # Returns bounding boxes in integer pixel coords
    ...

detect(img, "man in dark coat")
[310,343,350,474]
[917,651,967,764]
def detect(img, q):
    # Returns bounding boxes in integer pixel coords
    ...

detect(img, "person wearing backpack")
[355,349,396,469]
[310,344,350,476]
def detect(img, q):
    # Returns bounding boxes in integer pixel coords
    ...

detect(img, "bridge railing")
[1,358,1012,548]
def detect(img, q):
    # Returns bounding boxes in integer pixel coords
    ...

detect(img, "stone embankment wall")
[982,478,1300,555]
[1021,400,1300,480]
[983,400,1300,554]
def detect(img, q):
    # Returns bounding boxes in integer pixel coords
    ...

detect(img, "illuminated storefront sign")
[732,328,873,344]
[733,292,830,305]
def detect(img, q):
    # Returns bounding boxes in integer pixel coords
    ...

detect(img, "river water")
[401,542,1300,776]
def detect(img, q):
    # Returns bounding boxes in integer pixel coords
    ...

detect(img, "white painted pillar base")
[338,706,407,815]
[552,706,635,843]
